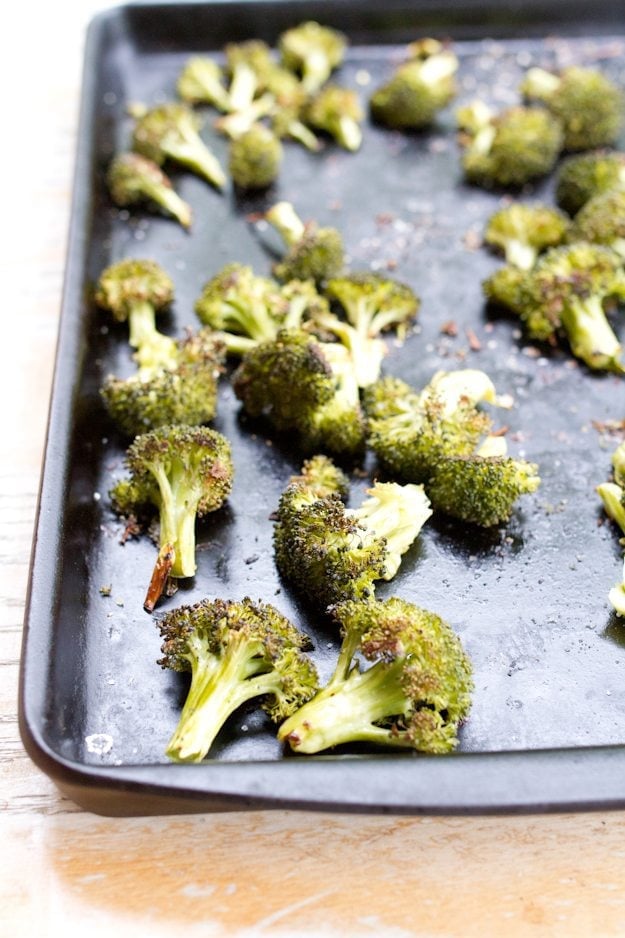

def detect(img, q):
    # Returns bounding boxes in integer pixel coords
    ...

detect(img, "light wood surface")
[4,3,625,935]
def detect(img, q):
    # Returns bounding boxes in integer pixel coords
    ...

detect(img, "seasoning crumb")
[245,554,259,565]
[99,585,112,597]
[466,327,482,351]
[440,320,458,337]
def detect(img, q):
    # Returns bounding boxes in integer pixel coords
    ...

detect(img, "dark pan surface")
[19,0,625,814]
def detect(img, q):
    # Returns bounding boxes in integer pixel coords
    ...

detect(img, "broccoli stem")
[302,52,330,94]
[227,63,258,112]
[226,298,279,343]
[266,202,305,246]
[151,461,199,579]
[145,183,192,229]
[279,660,411,753]
[128,300,158,349]
[505,239,537,271]
[560,296,624,372]
[284,119,321,152]
[597,482,625,534]
[336,116,362,152]
[523,67,561,102]
[162,136,226,190]
[420,53,457,86]
[166,638,284,761]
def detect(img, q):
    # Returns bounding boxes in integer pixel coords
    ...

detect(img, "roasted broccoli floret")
[273,469,432,606]
[110,425,233,611]
[370,38,458,129]
[278,597,473,753]
[228,124,283,189]
[597,441,625,616]
[265,66,321,151]
[94,258,175,353]
[482,265,527,311]
[568,190,625,259]
[364,370,501,483]
[457,102,562,188]
[521,66,623,152]
[158,597,318,762]
[555,151,625,216]
[264,201,345,283]
[320,273,420,387]
[100,330,224,436]
[176,56,231,111]
[132,103,226,190]
[107,153,192,229]
[278,21,347,94]
[194,263,284,355]
[288,453,350,499]
[484,243,625,371]
[427,454,540,527]
[304,85,364,151]
[484,203,570,270]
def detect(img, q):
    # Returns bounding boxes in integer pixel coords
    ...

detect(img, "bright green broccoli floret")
[110,425,233,611]
[273,469,431,606]
[521,66,623,152]
[107,153,193,229]
[265,201,345,283]
[484,203,570,270]
[132,103,226,190]
[228,124,283,189]
[95,258,175,354]
[176,56,231,111]
[555,151,625,215]
[158,597,318,762]
[100,330,224,436]
[278,20,347,94]
[304,85,364,151]
[370,38,458,129]
[427,454,540,526]
[319,273,420,387]
[568,190,625,259]
[457,102,563,188]
[490,243,625,371]
[364,370,501,483]
[278,597,473,754]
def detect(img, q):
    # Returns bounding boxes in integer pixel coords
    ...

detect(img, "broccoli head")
[555,150,625,216]
[94,258,174,352]
[457,102,563,188]
[100,330,224,436]
[482,264,528,312]
[484,202,570,270]
[264,201,345,283]
[568,189,625,259]
[305,85,364,151]
[228,124,283,189]
[273,470,431,606]
[176,56,231,111]
[370,39,458,129]
[111,425,233,611]
[107,152,193,230]
[278,597,473,754]
[132,103,226,190]
[288,453,350,500]
[320,273,420,387]
[364,370,499,483]
[158,597,319,762]
[521,66,623,151]
[278,20,347,94]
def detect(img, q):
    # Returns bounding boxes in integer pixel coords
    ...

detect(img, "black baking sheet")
[19,0,625,815]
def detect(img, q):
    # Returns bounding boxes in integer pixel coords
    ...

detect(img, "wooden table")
[3,3,625,934]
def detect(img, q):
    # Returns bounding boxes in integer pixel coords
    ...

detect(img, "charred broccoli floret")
[273,468,432,606]
[370,38,458,129]
[568,189,625,259]
[100,330,224,436]
[110,425,233,611]
[278,597,473,753]
[482,265,527,311]
[304,85,364,151]
[132,103,226,190]
[597,441,625,615]
[228,124,283,189]
[555,151,625,216]
[278,21,347,94]
[457,102,562,188]
[484,203,570,270]
[521,66,623,152]
[427,454,540,527]
[484,243,625,371]
[288,453,350,499]
[95,258,174,353]
[176,56,231,111]
[264,201,345,283]
[107,153,192,229]
[364,370,501,483]
[158,597,318,762]
[320,273,420,387]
